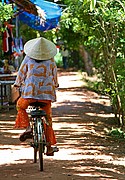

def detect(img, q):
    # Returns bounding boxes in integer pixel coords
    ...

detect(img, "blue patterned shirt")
[14,56,58,102]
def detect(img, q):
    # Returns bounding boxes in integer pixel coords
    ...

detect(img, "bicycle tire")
[39,134,46,171]
[33,117,38,163]
[39,142,44,171]
[37,118,44,171]
[34,147,37,163]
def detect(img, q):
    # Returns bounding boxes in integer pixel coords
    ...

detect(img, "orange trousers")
[15,97,56,145]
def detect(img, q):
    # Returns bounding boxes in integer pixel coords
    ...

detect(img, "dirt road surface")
[0,71,125,180]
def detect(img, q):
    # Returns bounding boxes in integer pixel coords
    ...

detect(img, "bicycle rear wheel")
[37,118,44,171]
[34,147,37,163]
[33,118,38,163]
[39,142,44,171]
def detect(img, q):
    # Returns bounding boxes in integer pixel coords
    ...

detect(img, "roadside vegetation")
[1,0,125,127]
[57,0,125,127]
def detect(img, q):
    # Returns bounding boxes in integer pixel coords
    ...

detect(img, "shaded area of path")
[0,71,125,180]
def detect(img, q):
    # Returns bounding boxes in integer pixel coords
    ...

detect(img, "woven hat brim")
[24,37,57,60]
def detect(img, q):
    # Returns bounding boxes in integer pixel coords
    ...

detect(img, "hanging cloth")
[2,22,14,55]
[2,29,9,52]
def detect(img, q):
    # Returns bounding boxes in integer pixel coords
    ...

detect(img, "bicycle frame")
[37,118,43,143]
[29,106,47,171]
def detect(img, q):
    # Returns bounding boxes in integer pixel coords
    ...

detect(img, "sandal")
[19,130,33,142]
[46,146,59,156]
[46,151,54,156]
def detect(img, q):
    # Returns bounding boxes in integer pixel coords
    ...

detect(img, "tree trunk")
[79,45,93,76]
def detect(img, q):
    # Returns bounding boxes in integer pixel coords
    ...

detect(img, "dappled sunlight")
[52,147,112,162]
[0,72,125,179]
[0,121,14,125]
[90,97,110,106]
[46,148,82,161]
[1,129,24,134]
[86,112,114,118]
[0,144,28,150]
[71,166,122,178]
[53,121,98,139]
[52,148,125,179]
[46,146,125,168]
[111,158,125,166]
[56,91,90,103]
[69,165,121,178]
[0,128,25,139]
[58,73,85,89]
[0,145,33,165]
[74,173,112,178]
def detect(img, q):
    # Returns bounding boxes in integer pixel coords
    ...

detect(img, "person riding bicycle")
[14,37,59,156]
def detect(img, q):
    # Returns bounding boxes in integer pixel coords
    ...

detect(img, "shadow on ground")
[0,74,125,180]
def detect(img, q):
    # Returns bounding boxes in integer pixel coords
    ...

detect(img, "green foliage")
[1,0,125,124]
[86,79,106,93]
[107,127,125,139]
[0,2,14,31]
[58,0,125,125]
[15,22,38,42]
[54,51,63,67]
[90,0,97,11]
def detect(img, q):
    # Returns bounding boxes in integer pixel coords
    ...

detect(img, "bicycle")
[27,101,48,171]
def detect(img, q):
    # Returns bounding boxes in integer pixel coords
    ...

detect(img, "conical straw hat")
[24,37,57,60]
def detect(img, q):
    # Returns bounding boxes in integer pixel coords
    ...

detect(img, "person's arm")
[14,56,28,87]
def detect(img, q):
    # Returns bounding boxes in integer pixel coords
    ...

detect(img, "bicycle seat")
[30,109,46,117]
[29,102,47,108]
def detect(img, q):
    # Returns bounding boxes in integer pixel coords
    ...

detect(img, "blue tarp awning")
[18,0,62,31]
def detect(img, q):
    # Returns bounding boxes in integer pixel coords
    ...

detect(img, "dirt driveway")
[0,71,125,180]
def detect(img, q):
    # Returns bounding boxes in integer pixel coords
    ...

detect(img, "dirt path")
[0,71,125,180]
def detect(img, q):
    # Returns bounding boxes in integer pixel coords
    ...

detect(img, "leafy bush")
[0,2,14,31]
[54,51,63,68]
[107,128,125,139]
